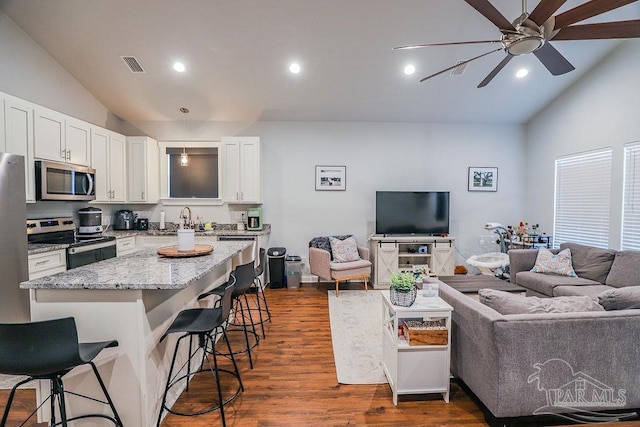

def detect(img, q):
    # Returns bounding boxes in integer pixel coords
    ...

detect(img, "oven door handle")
[68,241,116,254]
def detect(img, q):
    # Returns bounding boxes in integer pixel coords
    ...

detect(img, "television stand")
[369,234,456,288]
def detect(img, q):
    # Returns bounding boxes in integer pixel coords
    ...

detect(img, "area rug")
[328,290,387,384]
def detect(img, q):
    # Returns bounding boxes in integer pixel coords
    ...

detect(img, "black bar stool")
[199,261,260,368]
[0,317,123,426]
[156,279,243,427]
[250,247,272,338]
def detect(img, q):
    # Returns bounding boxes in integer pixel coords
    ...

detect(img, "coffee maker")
[246,207,263,231]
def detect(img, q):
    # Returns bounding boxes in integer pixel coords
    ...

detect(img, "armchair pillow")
[309,235,352,257]
[329,236,361,263]
[530,248,577,277]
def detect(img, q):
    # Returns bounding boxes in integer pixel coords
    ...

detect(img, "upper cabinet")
[3,96,36,202]
[127,136,160,203]
[221,136,261,204]
[91,128,127,203]
[34,107,90,166]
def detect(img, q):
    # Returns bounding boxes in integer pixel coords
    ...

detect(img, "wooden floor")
[3,283,640,426]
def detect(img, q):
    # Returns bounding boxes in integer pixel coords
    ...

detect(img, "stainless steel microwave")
[35,160,96,201]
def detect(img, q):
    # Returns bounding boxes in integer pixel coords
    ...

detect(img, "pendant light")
[179,107,189,167]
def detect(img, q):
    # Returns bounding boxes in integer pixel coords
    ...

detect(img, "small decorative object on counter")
[390,271,417,307]
[159,210,166,230]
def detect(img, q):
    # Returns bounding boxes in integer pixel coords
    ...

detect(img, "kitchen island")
[20,240,253,426]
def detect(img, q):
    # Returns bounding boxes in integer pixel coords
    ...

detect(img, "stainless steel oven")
[35,160,96,201]
[27,217,116,269]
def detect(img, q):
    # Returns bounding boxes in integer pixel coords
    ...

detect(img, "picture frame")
[315,165,346,191]
[468,167,498,192]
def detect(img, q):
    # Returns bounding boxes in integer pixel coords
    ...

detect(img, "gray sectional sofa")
[509,242,639,299]
[438,243,640,424]
[439,281,640,423]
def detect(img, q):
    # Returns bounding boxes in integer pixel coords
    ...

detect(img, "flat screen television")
[375,191,450,235]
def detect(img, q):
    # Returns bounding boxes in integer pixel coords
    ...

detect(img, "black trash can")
[267,247,287,288]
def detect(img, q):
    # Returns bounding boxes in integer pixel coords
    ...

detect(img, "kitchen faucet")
[179,206,192,228]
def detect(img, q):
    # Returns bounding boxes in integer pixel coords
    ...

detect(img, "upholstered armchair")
[308,235,372,296]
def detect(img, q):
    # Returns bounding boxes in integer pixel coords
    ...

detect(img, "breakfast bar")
[20,240,253,426]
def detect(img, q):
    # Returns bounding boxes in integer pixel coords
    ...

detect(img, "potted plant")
[389,271,417,307]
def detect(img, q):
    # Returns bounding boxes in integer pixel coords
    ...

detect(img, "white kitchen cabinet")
[91,128,127,203]
[3,96,36,202]
[116,236,137,256]
[221,136,261,203]
[127,136,159,203]
[34,107,90,166]
[135,235,177,249]
[28,250,67,280]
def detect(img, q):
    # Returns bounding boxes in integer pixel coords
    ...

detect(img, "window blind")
[554,149,612,249]
[622,142,640,250]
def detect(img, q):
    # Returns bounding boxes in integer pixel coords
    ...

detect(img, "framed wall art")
[315,165,346,191]
[468,167,498,192]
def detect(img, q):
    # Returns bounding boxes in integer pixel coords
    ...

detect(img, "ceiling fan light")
[506,37,544,55]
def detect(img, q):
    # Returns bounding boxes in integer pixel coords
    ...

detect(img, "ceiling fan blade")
[393,40,503,50]
[477,55,513,88]
[552,20,640,40]
[464,0,516,31]
[554,0,638,29]
[528,0,569,27]
[419,47,503,82]
[533,43,576,75]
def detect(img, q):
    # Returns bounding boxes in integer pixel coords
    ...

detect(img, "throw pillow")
[309,235,352,258]
[329,236,360,263]
[531,248,577,277]
[478,289,604,315]
[598,286,640,310]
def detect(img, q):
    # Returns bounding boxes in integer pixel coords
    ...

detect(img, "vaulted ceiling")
[1,0,638,124]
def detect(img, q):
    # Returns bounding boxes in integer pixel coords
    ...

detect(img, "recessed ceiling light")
[516,68,529,79]
[404,64,416,75]
[173,62,186,72]
[289,63,301,74]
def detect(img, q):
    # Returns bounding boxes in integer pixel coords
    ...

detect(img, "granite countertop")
[107,223,271,238]
[21,241,250,291]
[27,243,69,254]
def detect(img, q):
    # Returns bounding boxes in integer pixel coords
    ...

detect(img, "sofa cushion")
[329,236,361,262]
[515,271,600,296]
[560,242,616,284]
[530,248,577,277]
[478,289,604,315]
[553,284,613,299]
[605,251,640,288]
[598,286,640,310]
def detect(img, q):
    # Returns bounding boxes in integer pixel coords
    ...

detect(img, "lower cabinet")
[28,250,67,280]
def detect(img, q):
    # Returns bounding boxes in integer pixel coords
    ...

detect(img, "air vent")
[121,56,145,73]
[449,61,467,76]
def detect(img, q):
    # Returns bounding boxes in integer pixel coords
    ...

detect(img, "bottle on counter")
[159,210,166,230]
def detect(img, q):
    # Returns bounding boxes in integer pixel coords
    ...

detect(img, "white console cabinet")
[370,235,455,286]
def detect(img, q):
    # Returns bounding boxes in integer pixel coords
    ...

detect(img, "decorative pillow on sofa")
[329,236,361,263]
[478,289,604,315]
[531,248,577,277]
[598,286,640,310]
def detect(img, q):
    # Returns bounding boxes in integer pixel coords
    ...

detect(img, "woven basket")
[390,285,417,307]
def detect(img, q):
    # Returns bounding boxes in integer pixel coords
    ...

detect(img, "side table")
[381,290,453,405]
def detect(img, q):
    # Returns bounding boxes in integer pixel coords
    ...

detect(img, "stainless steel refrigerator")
[0,152,29,322]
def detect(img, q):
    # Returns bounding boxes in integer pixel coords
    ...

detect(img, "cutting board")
[157,245,214,258]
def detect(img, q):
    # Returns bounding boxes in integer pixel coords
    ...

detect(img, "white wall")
[525,40,640,249]
[123,120,526,264]
[0,10,121,131]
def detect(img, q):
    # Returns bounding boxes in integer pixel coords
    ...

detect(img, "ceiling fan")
[394,0,640,87]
